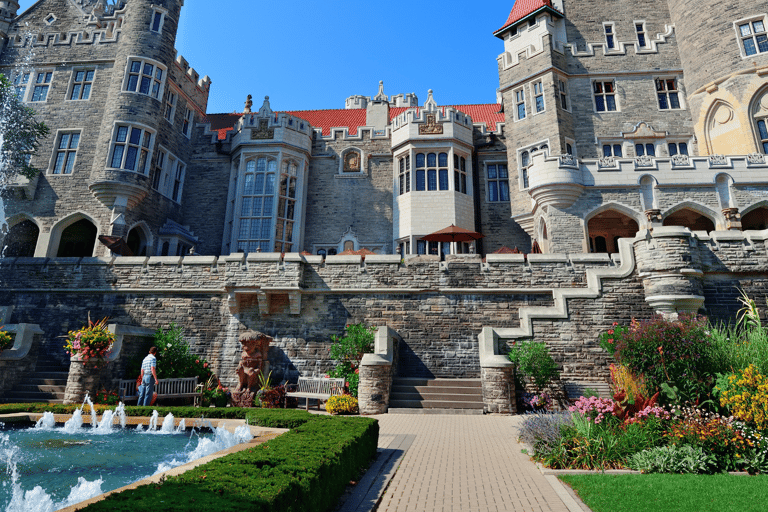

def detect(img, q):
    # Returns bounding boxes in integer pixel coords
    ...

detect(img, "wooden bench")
[286,377,345,410]
[118,377,200,404]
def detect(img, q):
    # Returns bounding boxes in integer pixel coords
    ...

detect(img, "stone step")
[389,399,484,409]
[2,390,65,400]
[392,378,481,388]
[0,397,65,404]
[387,408,483,415]
[14,384,67,394]
[29,372,70,380]
[390,385,483,396]
[26,378,69,386]
[389,391,483,402]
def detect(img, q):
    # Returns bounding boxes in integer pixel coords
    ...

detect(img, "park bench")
[118,377,200,404]
[286,376,345,410]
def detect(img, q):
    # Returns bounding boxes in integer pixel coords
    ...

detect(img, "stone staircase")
[388,378,484,414]
[1,355,69,404]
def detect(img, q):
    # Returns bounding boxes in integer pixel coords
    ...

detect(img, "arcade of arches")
[587,210,639,254]
[663,209,715,232]
[2,220,39,257]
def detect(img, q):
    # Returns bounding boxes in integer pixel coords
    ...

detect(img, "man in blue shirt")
[137,346,158,406]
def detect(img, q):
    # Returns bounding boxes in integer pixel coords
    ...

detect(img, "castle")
[1,0,767,412]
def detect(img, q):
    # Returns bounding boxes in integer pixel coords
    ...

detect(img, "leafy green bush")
[508,340,559,389]
[328,323,375,397]
[80,415,379,512]
[628,445,717,474]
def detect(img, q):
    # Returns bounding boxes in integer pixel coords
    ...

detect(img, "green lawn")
[559,474,768,512]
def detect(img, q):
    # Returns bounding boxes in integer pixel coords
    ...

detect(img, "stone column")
[478,327,516,414]
[358,326,398,415]
[64,357,101,404]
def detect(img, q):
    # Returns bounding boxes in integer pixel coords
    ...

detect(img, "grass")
[560,474,768,512]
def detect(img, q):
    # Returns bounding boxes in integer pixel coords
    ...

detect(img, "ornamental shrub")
[325,395,359,415]
[600,315,718,404]
[507,340,559,390]
[628,445,717,474]
[328,323,375,397]
[0,327,13,352]
[717,364,768,430]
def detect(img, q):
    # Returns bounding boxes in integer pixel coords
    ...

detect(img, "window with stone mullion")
[740,20,768,56]
[487,163,509,201]
[594,81,617,112]
[238,158,276,253]
[126,59,163,99]
[70,70,94,100]
[275,162,298,253]
[110,125,152,174]
[454,154,467,194]
[398,155,411,195]
[52,132,80,174]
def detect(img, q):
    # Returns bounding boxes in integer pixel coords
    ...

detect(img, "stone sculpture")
[231,330,271,407]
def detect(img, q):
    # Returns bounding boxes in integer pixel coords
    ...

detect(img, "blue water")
[0,419,252,511]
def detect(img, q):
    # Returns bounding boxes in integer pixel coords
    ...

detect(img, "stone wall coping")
[361,325,397,366]
[710,231,749,242]
[404,255,440,265]
[246,252,282,262]
[113,257,149,265]
[0,324,43,361]
[445,255,483,264]
[527,254,569,263]
[325,255,362,264]
[80,257,116,265]
[223,253,246,263]
[485,254,526,263]
[301,255,324,264]
[182,256,218,265]
[283,253,303,263]
[147,256,183,265]
[568,253,611,263]
[364,255,402,264]
[478,327,513,368]
[49,257,82,265]
[648,226,692,238]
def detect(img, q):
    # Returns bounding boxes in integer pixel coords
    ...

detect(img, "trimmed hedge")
[0,404,315,428]
[80,414,379,512]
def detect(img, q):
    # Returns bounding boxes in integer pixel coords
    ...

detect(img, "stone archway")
[127,225,149,256]
[2,219,39,257]
[742,207,768,231]
[587,210,639,254]
[57,219,97,257]
[663,208,715,232]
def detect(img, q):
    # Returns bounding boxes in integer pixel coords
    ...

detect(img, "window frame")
[558,78,569,111]
[486,161,510,202]
[634,142,656,157]
[735,16,768,58]
[655,76,684,110]
[150,8,167,34]
[398,153,411,195]
[667,141,690,157]
[48,129,82,175]
[593,79,619,113]
[107,122,155,175]
[182,107,193,138]
[164,89,177,124]
[603,22,616,51]
[635,21,648,49]
[122,56,166,100]
[514,87,526,121]
[601,142,624,158]
[236,156,278,254]
[517,142,549,190]
[12,71,30,102]
[30,70,53,103]
[532,80,545,114]
[68,68,95,101]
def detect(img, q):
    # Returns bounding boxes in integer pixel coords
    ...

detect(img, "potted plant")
[63,316,115,368]
[202,374,229,407]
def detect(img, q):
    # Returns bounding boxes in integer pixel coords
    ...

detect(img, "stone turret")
[0,0,19,39]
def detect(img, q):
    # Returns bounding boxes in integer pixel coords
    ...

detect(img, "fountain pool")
[1,411,254,512]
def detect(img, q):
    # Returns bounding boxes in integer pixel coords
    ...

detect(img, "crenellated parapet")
[391,102,475,148]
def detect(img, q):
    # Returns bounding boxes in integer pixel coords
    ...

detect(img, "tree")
[0,74,49,181]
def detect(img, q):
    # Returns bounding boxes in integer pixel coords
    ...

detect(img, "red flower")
[607,329,614,335]
[354,368,359,374]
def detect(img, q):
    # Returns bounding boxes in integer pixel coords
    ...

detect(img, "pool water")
[0,418,252,512]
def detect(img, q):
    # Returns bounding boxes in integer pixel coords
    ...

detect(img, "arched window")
[343,150,361,172]
[3,219,39,257]
[57,219,97,258]
[127,226,148,256]
[275,161,298,252]
[663,208,715,232]
[238,157,276,253]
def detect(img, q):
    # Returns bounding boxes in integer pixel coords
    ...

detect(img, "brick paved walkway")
[370,414,579,512]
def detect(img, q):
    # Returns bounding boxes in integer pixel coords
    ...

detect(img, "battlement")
[174,53,211,91]
[391,105,475,147]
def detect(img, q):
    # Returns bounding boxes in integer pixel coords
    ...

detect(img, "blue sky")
[17,1,516,113]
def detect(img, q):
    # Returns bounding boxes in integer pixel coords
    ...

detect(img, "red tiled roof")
[205,103,504,140]
[494,0,561,36]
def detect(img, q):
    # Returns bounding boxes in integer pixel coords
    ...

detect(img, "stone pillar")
[64,357,102,404]
[478,327,516,414]
[635,227,705,318]
[358,326,398,415]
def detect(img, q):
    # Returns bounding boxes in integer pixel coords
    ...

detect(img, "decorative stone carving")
[251,118,274,140]
[598,156,616,168]
[645,209,663,224]
[635,155,654,167]
[559,154,577,167]
[747,153,766,165]
[709,154,727,166]
[671,154,690,166]
[343,151,361,172]
[243,94,253,113]
[419,114,444,135]
[231,331,271,407]
[722,207,742,230]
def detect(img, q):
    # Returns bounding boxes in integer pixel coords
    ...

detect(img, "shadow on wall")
[397,340,435,379]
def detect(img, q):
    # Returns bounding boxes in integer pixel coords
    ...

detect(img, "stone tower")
[0,0,19,39]
[89,0,185,238]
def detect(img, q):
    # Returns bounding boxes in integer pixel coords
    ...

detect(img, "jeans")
[137,375,155,406]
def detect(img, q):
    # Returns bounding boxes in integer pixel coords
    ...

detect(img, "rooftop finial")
[258,96,273,117]
[244,94,253,113]
[424,89,437,111]
[373,80,387,102]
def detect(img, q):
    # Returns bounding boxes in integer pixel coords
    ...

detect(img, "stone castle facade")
[1,0,768,412]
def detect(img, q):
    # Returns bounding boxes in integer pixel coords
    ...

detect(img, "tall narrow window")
[124,58,164,99]
[594,80,617,112]
[13,72,29,100]
[604,24,615,50]
[558,79,568,110]
[31,71,52,102]
[238,158,276,253]
[656,78,681,109]
[52,132,80,174]
[515,89,526,120]
[454,155,467,194]
[533,81,545,113]
[738,19,768,56]
[635,22,647,48]
[172,161,185,202]
[70,70,94,100]
[182,108,193,137]
[426,153,437,191]
[520,152,530,189]
[415,153,426,191]
[150,10,165,33]
[438,153,449,190]
[165,91,176,123]
[109,124,153,174]
[398,155,411,195]
[275,161,299,253]
[152,149,166,190]
[758,120,768,154]
[487,163,509,201]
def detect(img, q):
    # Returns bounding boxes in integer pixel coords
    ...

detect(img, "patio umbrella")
[98,235,134,257]
[421,224,485,243]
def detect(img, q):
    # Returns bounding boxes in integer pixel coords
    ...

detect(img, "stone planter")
[63,356,103,404]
